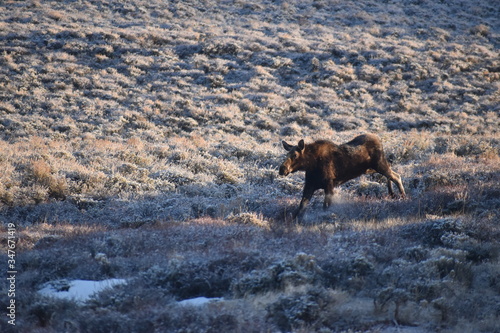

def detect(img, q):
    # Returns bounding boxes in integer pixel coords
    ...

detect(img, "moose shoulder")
[279,134,406,220]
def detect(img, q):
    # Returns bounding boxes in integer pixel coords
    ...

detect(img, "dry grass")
[0,0,499,332]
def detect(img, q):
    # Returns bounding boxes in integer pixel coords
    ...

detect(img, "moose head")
[279,139,306,176]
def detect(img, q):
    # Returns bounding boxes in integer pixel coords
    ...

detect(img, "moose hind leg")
[375,161,406,198]
[323,184,335,209]
[387,179,395,197]
[383,169,405,198]
[390,170,406,197]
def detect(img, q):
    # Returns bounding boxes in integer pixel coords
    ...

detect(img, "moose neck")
[301,145,320,172]
[303,141,339,172]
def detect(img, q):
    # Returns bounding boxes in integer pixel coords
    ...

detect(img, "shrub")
[227,212,269,228]
[232,253,322,297]
[267,287,331,332]
[140,257,236,300]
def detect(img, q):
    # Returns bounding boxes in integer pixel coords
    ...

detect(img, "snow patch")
[39,279,127,303]
[178,297,223,306]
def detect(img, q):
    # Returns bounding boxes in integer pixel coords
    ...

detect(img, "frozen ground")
[0,0,499,332]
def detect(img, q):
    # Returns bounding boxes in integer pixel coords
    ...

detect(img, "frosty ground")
[0,0,499,332]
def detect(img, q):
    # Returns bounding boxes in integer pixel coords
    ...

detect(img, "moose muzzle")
[279,164,290,176]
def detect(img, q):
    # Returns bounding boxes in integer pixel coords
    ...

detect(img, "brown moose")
[279,134,406,220]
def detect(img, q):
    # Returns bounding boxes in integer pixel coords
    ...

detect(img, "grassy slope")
[0,0,499,332]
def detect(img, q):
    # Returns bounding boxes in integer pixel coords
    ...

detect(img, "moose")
[279,134,406,220]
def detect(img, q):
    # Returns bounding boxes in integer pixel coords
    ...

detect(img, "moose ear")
[298,139,305,151]
[282,140,293,151]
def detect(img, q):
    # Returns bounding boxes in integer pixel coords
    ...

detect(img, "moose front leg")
[293,185,315,221]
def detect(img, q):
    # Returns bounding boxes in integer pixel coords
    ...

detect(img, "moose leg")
[323,183,335,209]
[375,162,406,198]
[294,185,315,220]
[387,179,395,197]
[389,170,406,198]
[382,170,405,198]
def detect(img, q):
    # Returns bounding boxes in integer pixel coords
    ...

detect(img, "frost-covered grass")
[7,216,500,332]
[0,0,499,332]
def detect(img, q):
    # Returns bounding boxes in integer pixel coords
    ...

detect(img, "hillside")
[0,0,499,332]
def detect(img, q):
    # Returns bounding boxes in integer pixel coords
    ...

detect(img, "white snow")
[39,279,223,307]
[38,279,127,303]
[178,297,223,306]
